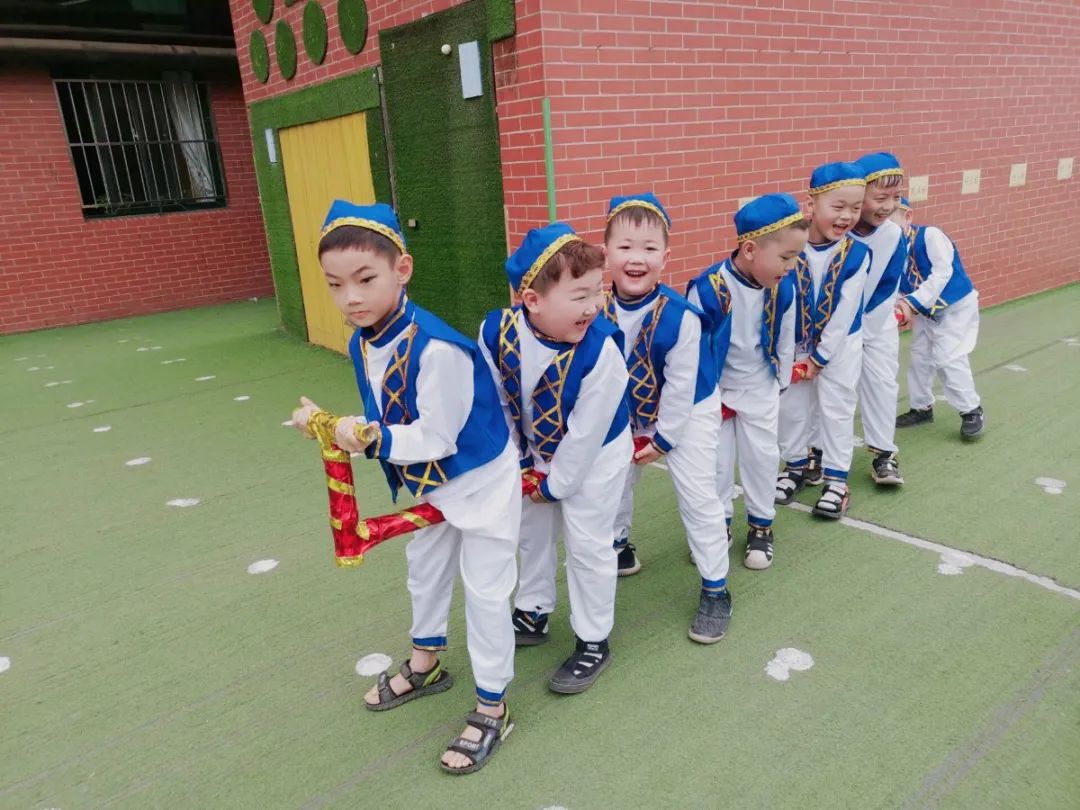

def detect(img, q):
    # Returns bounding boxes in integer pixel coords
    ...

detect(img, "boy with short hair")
[775,163,871,519]
[290,201,521,775]
[891,199,985,439]
[850,151,909,486]
[478,223,632,692]
[602,192,732,643]
[688,193,804,569]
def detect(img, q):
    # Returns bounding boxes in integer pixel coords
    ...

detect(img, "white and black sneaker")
[743,527,774,570]
[511,608,550,647]
[548,637,612,694]
[871,451,904,486]
[615,540,642,577]
[960,406,985,441]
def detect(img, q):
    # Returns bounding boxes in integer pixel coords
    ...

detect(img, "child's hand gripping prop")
[299,408,547,567]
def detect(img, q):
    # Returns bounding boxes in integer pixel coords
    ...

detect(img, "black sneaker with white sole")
[688,588,732,644]
[615,541,641,576]
[743,527,774,570]
[871,451,904,486]
[804,446,824,486]
[548,637,612,694]
[896,406,933,428]
[511,608,550,647]
[960,406,985,441]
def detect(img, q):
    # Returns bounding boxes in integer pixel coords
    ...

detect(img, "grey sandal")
[364,659,454,712]
[440,706,514,775]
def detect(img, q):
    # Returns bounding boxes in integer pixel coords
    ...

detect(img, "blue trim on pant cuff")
[725,516,732,526]
[702,577,727,591]
[822,467,849,481]
[747,515,773,528]
[476,687,505,705]
[787,458,809,469]
[613,536,628,550]
[412,635,448,650]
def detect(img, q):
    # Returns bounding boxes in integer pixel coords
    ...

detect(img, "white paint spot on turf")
[14,356,28,361]
[937,551,976,576]
[66,401,85,408]
[45,381,60,387]
[281,420,293,427]
[161,358,186,364]
[247,559,279,575]
[125,457,152,467]
[27,366,40,372]
[150,346,162,351]
[853,435,865,447]
[0,656,10,673]
[118,338,130,343]
[934,394,947,402]
[765,648,814,682]
[1034,477,1066,496]
[136,347,150,352]
[195,375,216,382]
[45,365,55,370]
[355,653,393,676]
[166,498,200,508]
[233,395,250,402]
[93,425,112,433]
[1003,364,1027,372]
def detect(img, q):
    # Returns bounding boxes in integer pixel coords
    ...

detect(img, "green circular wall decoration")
[275,19,298,80]
[253,0,274,24]
[338,0,368,54]
[249,29,270,83]
[303,1,328,64]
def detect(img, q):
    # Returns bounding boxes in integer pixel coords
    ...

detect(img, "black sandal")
[364,659,454,712]
[440,705,514,775]
[775,467,806,505]
[812,482,850,520]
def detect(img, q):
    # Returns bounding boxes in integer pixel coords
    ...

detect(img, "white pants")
[717,382,781,529]
[779,332,863,482]
[515,428,631,642]
[908,293,981,413]
[859,304,901,454]
[406,445,521,701]
[614,399,729,586]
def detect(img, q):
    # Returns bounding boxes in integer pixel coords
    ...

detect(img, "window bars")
[54,75,227,218]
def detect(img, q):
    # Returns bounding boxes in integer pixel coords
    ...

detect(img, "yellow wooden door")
[279,112,376,354]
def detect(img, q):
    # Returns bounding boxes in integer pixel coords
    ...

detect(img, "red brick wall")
[0,69,272,334]
[541,0,1080,304]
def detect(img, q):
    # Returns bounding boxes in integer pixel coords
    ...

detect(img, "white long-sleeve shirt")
[804,240,868,366]
[851,219,903,313]
[478,310,628,501]
[907,226,957,312]
[613,296,715,450]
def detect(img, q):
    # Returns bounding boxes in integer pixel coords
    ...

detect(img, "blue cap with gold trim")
[808,162,866,196]
[898,196,912,211]
[320,200,406,254]
[735,193,803,243]
[855,151,904,184]
[607,192,672,230]
[506,222,582,294]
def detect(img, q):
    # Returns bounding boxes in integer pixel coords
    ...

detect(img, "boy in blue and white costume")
[478,223,632,693]
[291,201,520,774]
[688,194,803,570]
[892,199,985,439]
[602,193,732,644]
[776,163,871,520]
[849,151,909,486]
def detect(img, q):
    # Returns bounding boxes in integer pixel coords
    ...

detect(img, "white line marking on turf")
[0,656,10,674]
[786,502,1080,601]
[125,457,152,467]
[233,395,250,402]
[195,375,216,382]
[93,425,112,433]
[1035,477,1066,495]
[247,559,279,575]
[1003,364,1027,372]
[766,648,814,682]
[937,552,975,576]
[355,653,393,676]
[166,498,200,508]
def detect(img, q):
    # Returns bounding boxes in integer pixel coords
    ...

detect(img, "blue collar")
[361,292,413,348]
[523,311,575,352]
[808,239,838,253]
[727,256,763,289]
[612,284,661,311]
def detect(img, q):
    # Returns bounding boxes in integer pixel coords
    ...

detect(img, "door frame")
[249,70,392,340]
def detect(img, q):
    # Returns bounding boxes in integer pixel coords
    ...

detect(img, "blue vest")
[686,259,795,384]
[480,308,629,467]
[349,303,509,502]
[792,237,868,354]
[899,225,974,315]
[602,284,717,430]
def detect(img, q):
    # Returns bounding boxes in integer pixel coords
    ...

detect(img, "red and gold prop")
[791,361,809,383]
[303,409,546,567]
